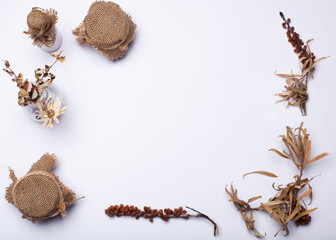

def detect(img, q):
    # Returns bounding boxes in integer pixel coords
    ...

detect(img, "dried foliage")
[105,204,219,236]
[226,123,328,237]
[3,51,66,129]
[276,12,328,116]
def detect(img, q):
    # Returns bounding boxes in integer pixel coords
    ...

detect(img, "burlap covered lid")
[24,7,58,48]
[5,153,79,222]
[27,9,48,29]
[73,1,136,60]
[13,172,62,219]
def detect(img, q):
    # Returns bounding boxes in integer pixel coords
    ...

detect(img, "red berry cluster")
[294,205,312,226]
[105,204,188,223]
[280,12,316,63]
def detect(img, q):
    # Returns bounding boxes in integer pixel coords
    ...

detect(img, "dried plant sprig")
[276,12,329,116]
[37,94,66,130]
[227,123,328,237]
[269,122,328,176]
[105,204,219,236]
[3,51,66,129]
[3,51,65,107]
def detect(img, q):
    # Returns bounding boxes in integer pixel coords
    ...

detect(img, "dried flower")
[37,95,66,130]
[105,204,219,236]
[227,123,328,237]
[276,12,328,116]
[3,52,66,129]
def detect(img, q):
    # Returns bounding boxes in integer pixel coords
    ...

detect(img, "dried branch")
[227,123,328,237]
[276,12,329,116]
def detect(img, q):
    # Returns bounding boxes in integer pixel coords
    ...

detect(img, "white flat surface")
[0,0,335,239]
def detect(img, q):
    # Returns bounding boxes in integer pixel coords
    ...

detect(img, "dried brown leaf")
[292,208,317,221]
[297,188,312,202]
[243,171,278,178]
[269,148,289,159]
[308,152,329,164]
[248,196,262,203]
[4,60,10,69]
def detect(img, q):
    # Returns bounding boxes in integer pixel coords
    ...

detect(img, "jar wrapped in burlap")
[73,1,136,60]
[5,153,80,223]
[24,7,60,51]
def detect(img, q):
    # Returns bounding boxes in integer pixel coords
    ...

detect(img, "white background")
[0,0,335,239]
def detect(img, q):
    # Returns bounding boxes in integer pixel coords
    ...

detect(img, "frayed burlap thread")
[24,7,58,48]
[5,153,79,222]
[72,1,136,60]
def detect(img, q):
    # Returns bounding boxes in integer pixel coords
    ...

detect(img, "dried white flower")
[40,95,66,130]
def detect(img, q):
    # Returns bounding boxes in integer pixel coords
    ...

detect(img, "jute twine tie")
[73,1,136,60]
[24,7,58,48]
[5,153,79,222]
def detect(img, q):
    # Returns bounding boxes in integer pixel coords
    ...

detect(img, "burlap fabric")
[24,7,58,48]
[72,1,136,60]
[5,153,77,222]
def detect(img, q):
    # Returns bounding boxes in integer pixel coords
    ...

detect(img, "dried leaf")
[4,60,10,69]
[269,148,289,159]
[248,196,262,203]
[50,51,62,58]
[276,73,301,78]
[297,188,312,202]
[57,56,66,63]
[308,152,329,164]
[292,208,317,221]
[45,65,51,72]
[243,171,278,178]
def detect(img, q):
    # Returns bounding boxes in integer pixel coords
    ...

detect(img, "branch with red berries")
[276,12,329,116]
[105,204,219,236]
